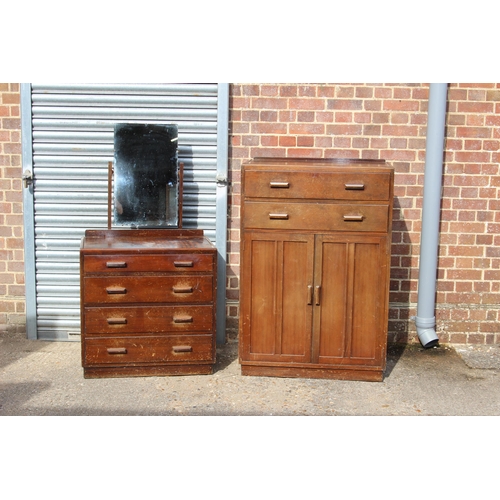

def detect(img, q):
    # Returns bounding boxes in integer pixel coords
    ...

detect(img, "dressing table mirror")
[113,123,181,228]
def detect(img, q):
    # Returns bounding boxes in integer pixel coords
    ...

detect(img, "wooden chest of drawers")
[80,229,217,378]
[239,158,394,381]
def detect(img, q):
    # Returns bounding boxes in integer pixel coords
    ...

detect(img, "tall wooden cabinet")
[239,158,394,381]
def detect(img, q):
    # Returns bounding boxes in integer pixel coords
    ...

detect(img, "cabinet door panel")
[314,240,348,360]
[241,232,314,362]
[315,235,388,366]
[248,238,277,355]
[281,240,312,356]
[350,242,385,361]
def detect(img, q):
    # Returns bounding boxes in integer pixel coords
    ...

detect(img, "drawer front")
[83,253,214,274]
[83,275,214,304]
[244,170,391,201]
[83,305,214,334]
[83,334,214,365]
[244,202,389,232]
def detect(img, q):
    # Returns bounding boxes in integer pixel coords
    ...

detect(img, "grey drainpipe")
[412,83,448,348]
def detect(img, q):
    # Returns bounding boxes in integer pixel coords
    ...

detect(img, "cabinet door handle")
[344,183,365,190]
[106,261,127,268]
[173,315,194,323]
[173,345,193,353]
[106,286,127,294]
[270,181,290,188]
[314,286,321,306]
[107,317,127,325]
[174,261,194,267]
[343,214,364,222]
[307,285,313,305]
[172,286,194,294]
[269,213,289,220]
[107,347,127,355]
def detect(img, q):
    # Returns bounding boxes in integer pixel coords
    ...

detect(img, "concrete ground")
[1,329,499,416]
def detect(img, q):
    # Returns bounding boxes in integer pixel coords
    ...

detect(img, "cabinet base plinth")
[83,364,213,379]
[240,364,383,382]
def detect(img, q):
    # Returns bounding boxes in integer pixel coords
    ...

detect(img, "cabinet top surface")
[81,229,215,253]
[243,157,392,172]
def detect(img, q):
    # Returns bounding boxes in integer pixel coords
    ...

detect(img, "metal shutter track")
[31,84,219,340]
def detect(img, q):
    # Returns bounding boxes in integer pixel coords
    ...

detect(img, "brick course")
[2,83,499,345]
[0,83,24,334]
[228,83,500,345]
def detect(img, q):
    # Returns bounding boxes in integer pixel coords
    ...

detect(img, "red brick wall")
[0,83,24,334]
[2,83,499,345]
[227,83,500,345]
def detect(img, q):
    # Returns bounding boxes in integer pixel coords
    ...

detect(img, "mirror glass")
[113,123,179,228]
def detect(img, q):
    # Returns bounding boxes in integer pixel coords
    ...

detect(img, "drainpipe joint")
[412,315,439,348]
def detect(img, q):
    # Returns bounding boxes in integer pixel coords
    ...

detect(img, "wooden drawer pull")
[307,285,313,305]
[172,345,193,353]
[173,315,194,324]
[343,214,364,222]
[344,183,365,190]
[314,285,321,306]
[269,213,289,220]
[107,347,127,355]
[107,317,127,325]
[106,286,127,294]
[172,286,194,294]
[106,261,127,268]
[174,261,194,267]
[270,181,290,188]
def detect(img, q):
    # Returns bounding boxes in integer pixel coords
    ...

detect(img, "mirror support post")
[107,161,113,229]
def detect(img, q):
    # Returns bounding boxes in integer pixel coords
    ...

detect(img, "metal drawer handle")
[269,213,289,220]
[172,286,194,294]
[107,347,127,355]
[270,181,290,188]
[173,315,194,324]
[344,183,365,190]
[107,317,127,325]
[172,345,193,353]
[174,261,194,267]
[106,286,127,294]
[106,261,127,268]
[343,214,364,222]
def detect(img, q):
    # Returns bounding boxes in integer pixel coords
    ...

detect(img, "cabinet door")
[240,231,314,363]
[313,234,389,366]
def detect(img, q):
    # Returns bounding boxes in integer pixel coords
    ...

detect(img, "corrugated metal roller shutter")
[30,83,221,340]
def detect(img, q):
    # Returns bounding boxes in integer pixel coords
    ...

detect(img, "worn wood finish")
[239,158,394,381]
[80,229,217,378]
[83,335,214,365]
[84,305,214,334]
[244,201,389,232]
[83,275,214,304]
[244,169,391,201]
[83,253,214,273]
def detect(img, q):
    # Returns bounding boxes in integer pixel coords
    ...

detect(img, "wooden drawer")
[83,305,214,334]
[83,253,214,274]
[83,334,214,365]
[83,275,214,304]
[243,202,390,232]
[244,170,391,201]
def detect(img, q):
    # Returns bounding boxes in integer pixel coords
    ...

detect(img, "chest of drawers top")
[242,157,393,202]
[81,229,215,256]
